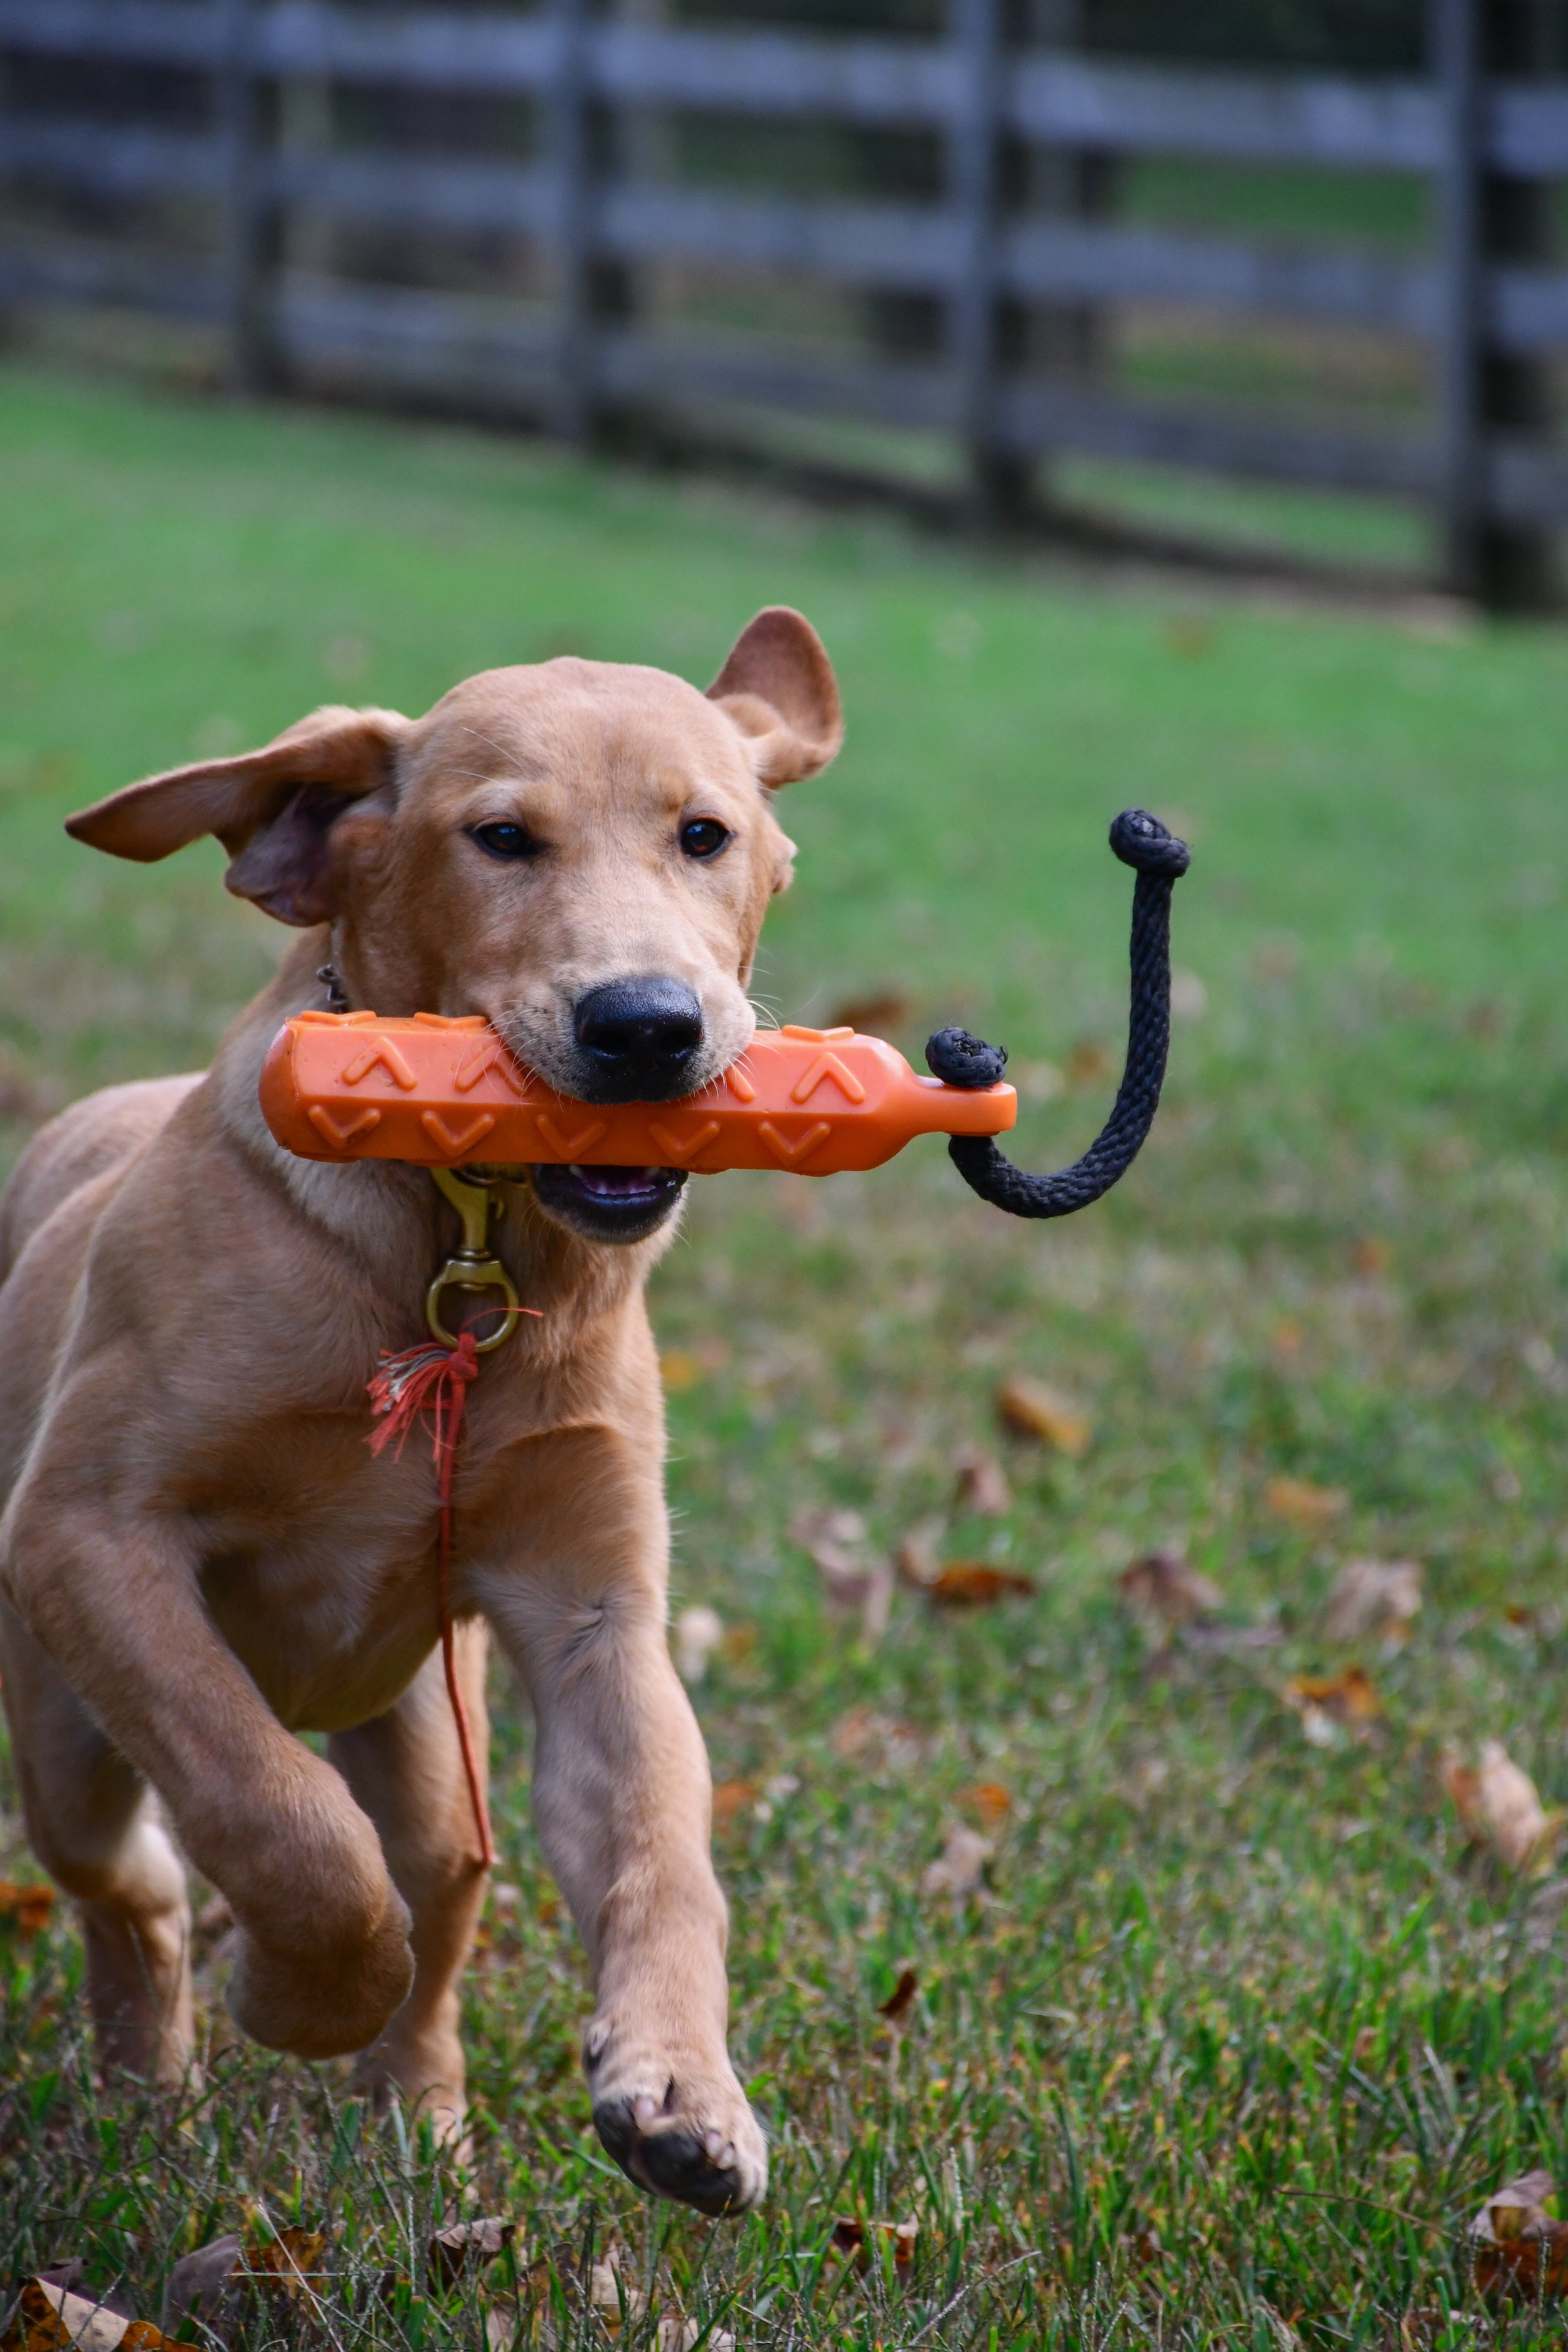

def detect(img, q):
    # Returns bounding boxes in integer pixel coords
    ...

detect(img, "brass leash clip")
[426,1165,521,1352]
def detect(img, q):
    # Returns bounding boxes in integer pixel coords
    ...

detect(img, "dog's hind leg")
[329,1623,490,2144]
[0,1600,193,2084]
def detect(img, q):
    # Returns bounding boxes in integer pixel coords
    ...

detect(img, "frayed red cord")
[368,1330,495,1869]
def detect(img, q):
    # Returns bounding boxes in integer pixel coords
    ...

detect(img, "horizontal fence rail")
[1,0,1564,596]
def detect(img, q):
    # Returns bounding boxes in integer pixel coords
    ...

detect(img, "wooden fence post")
[1019,0,1115,499]
[216,0,274,392]
[949,0,1007,519]
[1433,0,1557,607]
[548,0,595,442]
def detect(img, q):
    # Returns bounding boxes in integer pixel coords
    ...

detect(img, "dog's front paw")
[227,1893,415,2060]
[585,2017,767,2215]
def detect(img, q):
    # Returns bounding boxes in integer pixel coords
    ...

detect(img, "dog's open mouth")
[529,1160,687,1243]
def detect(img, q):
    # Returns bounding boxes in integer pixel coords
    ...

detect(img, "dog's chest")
[189,1409,494,1733]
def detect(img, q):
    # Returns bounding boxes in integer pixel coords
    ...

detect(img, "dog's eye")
[471,821,538,862]
[681,818,730,861]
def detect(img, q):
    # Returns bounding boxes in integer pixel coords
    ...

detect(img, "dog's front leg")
[3,1475,415,2064]
[478,1432,766,2216]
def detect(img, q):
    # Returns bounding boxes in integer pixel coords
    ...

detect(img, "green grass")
[4,366,1568,2348]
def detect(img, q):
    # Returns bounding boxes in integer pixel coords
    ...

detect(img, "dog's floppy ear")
[706,607,843,786]
[65,704,407,926]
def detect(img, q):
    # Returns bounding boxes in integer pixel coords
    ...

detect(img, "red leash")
[368,1331,495,1869]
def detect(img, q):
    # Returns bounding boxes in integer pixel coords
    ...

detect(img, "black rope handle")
[924,807,1190,1219]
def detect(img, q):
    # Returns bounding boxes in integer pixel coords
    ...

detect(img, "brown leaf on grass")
[927,1563,1036,1608]
[0,1880,55,1935]
[829,1707,921,1769]
[965,1781,1012,1830]
[996,1375,1091,1456]
[161,2238,243,2337]
[790,1506,867,1553]
[1286,1665,1381,1726]
[1325,1559,1422,1644]
[711,1779,758,1831]
[1471,2168,1568,2300]
[921,1825,990,1898]
[1266,1476,1348,1531]
[953,1445,1012,1516]
[659,1337,729,1393]
[243,2230,329,2304]
[672,1606,723,1685]
[829,2218,918,2275]
[1118,1549,1222,1626]
[894,1524,943,1589]
[798,1515,893,1643]
[2,2281,173,2352]
[1443,1742,1561,1872]
[828,988,910,1035]
[656,2321,733,2352]
[877,1966,918,2021]
[588,2250,644,2333]
[1065,1041,1111,1086]
[428,2220,516,2292]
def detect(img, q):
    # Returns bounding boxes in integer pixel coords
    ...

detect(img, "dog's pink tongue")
[570,1163,660,1197]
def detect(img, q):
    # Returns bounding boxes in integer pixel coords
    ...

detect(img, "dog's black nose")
[573,978,704,1101]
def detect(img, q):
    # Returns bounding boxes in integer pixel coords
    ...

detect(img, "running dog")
[0,607,841,2215]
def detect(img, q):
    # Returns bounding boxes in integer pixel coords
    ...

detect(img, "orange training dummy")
[260,1012,1017,1177]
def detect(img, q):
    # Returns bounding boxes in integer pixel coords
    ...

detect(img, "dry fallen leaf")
[656,2321,731,2352]
[790,1505,867,1552]
[894,1524,943,1588]
[243,2230,329,2306]
[589,2247,647,2333]
[0,1880,55,1935]
[801,1524,893,1644]
[2,2280,172,2352]
[964,1781,1012,1830]
[1325,1559,1422,1644]
[1286,1665,1381,1727]
[672,1605,723,1685]
[1118,1549,1222,1626]
[996,1375,1091,1456]
[659,1337,729,1392]
[1266,1475,1348,1531]
[828,987,910,1034]
[953,1445,1012,1516]
[1444,1741,1560,1872]
[428,2219,516,2292]
[1065,1041,1111,1086]
[161,2238,243,2337]
[1471,2168,1568,2299]
[927,1563,1036,1609]
[921,1825,990,1898]
[877,1966,918,2022]
[711,1778,757,1831]
[829,2218,918,2275]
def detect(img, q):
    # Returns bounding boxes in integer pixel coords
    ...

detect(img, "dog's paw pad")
[592,2096,761,2215]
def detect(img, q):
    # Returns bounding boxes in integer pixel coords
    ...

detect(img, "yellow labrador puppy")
[0,608,841,2215]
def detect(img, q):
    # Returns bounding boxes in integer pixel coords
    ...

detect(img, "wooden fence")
[1,0,1565,601]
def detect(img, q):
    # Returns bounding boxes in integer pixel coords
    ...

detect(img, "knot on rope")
[1110,806,1190,878]
[925,1026,1008,1090]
